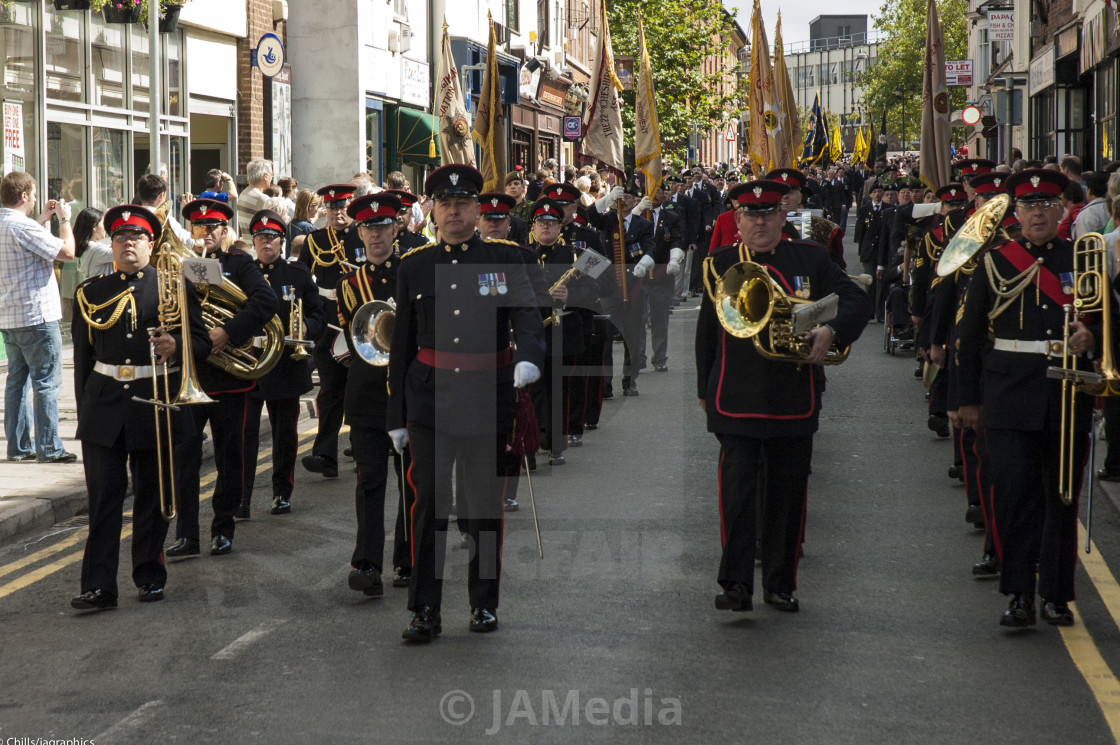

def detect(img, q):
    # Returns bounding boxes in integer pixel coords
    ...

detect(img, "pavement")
[0,344,313,546]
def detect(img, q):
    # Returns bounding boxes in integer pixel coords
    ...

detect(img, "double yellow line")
[0,424,326,601]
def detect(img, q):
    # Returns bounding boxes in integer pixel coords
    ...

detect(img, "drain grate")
[55,514,132,528]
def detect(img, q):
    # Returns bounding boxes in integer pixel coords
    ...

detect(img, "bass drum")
[330,330,351,367]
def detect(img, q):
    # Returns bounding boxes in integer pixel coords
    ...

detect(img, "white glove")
[513,361,541,388]
[388,428,409,454]
[632,254,655,278]
[630,196,651,216]
[594,185,626,214]
[666,248,686,276]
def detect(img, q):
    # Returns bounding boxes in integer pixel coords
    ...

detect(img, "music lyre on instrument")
[542,246,610,328]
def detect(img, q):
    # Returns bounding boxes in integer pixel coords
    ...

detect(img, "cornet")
[284,290,313,361]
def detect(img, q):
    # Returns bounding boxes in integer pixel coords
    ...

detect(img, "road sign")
[725,122,736,142]
[563,116,582,141]
[254,33,285,78]
[962,105,982,126]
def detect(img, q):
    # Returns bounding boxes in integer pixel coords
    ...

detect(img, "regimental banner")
[945,60,974,87]
[2,101,25,175]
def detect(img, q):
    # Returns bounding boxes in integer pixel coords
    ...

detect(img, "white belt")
[318,287,336,300]
[992,338,1065,357]
[93,362,180,381]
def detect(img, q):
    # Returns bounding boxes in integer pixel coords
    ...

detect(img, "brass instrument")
[1050,232,1120,512]
[936,193,1010,277]
[284,294,313,361]
[710,259,849,365]
[543,266,581,328]
[349,299,396,366]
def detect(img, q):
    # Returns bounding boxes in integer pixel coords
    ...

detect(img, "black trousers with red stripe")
[350,425,414,572]
[961,426,996,557]
[405,423,510,611]
[984,427,1085,603]
[243,397,300,504]
[531,354,578,454]
[311,346,348,468]
[175,391,250,542]
[579,320,611,427]
[715,433,812,596]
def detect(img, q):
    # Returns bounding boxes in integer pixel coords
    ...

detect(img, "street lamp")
[894,88,906,152]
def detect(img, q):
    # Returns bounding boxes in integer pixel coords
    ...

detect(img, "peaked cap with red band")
[766,168,807,190]
[316,184,357,204]
[531,198,564,222]
[479,192,516,217]
[728,180,790,212]
[104,205,161,242]
[382,189,418,209]
[968,172,1009,195]
[249,209,287,236]
[425,164,483,199]
[1005,168,1069,201]
[541,183,580,204]
[570,212,590,229]
[347,194,402,226]
[182,198,234,225]
[956,158,996,176]
[935,183,967,203]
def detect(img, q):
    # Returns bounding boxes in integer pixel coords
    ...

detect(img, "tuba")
[712,259,849,365]
[349,299,395,366]
[155,202,285,380]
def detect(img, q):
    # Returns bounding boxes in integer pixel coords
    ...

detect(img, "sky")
[721,0,884,53]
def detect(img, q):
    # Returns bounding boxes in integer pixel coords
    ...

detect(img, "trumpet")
[284,292,313,361]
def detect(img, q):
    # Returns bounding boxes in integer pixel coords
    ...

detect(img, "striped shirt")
[0,207,63,329]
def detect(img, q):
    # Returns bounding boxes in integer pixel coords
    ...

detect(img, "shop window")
[505,0,519,33]
[45,1,86,103]
[91,15,125,109]
[132,29,150,110]
[1,2,39,175]
[511,127,532,170]
[1098,62,1116,167]
[91,128,127,211]
[47,122,88,213]
[366,107,383,183]
[166,32,183,117]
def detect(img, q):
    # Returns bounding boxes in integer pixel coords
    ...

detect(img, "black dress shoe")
[527,453,537,471]
[1098,468,1120,482]
[585,423,598,430]
[343,447,353,458]
[654,363,668,372]
[348,564,383,597]
[601,390,613,400]
[914,365,924,378]
[548,452,566,465]
[763,591,800,612]
[270,496,291,514]
[947,464,964,481]
[402,605,442,642]
[234,502,251,520]
[504,498,519,512]
[137,584,164,602]
[964,504,985,529]
[470,607,499,632]
[1000,593,1036,628]
[927,414,950,438]
[71,589,118,612]
[623,385,639,396]
[1041,600,1075,626]
[165,537,200,558]
[301,454,339,478]
[972,554,1000,578]
[392,567,411,588]
[210,535,232,555]
[568,434,582,447]
[715,582,752,612]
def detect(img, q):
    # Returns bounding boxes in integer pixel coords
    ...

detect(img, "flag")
[471,13,506,192]
[435,20,474,166]
[769,12,801,169]
[875,107,888,162]
[633,11,662,197]
[852,125,867,165]
[747,0,774,175]
[799,93,827,167]
[829,121,843,163]
[579,0,625,175]
[865,121,875,166]
[919,0,951,191]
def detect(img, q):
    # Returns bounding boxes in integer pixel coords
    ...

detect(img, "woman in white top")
[74,208,115,282]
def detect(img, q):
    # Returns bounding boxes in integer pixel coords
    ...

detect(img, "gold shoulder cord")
[76,286,137,344]
[341,281,357,315]
[307,228,345,270]
[984,250,1040,325]
[356,266,374,305]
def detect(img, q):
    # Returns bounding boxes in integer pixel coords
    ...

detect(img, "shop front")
[1030,24,1091,162]
[1084,8,1120,168]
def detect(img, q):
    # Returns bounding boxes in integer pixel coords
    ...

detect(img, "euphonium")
[712,260,849,365]
[349,299,395,366]
[154,202,285,380]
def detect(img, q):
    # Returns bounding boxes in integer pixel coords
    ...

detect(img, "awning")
[390,106,439,169]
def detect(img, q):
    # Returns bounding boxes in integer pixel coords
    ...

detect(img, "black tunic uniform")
[387,234,545,611]
[73,268,211,597]
[696,239,869,598]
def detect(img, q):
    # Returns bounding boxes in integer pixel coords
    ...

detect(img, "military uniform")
[643,201,685,370]
[598,201,654,394]
[241,211,326,515]
[563,215,610,431]
[71,206,211,609]
[388,166,546,638]
[696,180,870,610]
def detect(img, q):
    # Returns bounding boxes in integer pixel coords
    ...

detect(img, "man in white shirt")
[235,159,273,236]
[136,174,191,245]
[0,171,77,463]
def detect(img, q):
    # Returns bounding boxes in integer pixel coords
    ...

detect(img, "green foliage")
[857,0,968,147]
[606,0,744,162]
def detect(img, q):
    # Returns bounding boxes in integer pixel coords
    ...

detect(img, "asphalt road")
[4,231,1120,744]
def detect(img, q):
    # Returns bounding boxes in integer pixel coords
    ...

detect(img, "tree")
[606,0,745,163]
[856,0,968,149]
